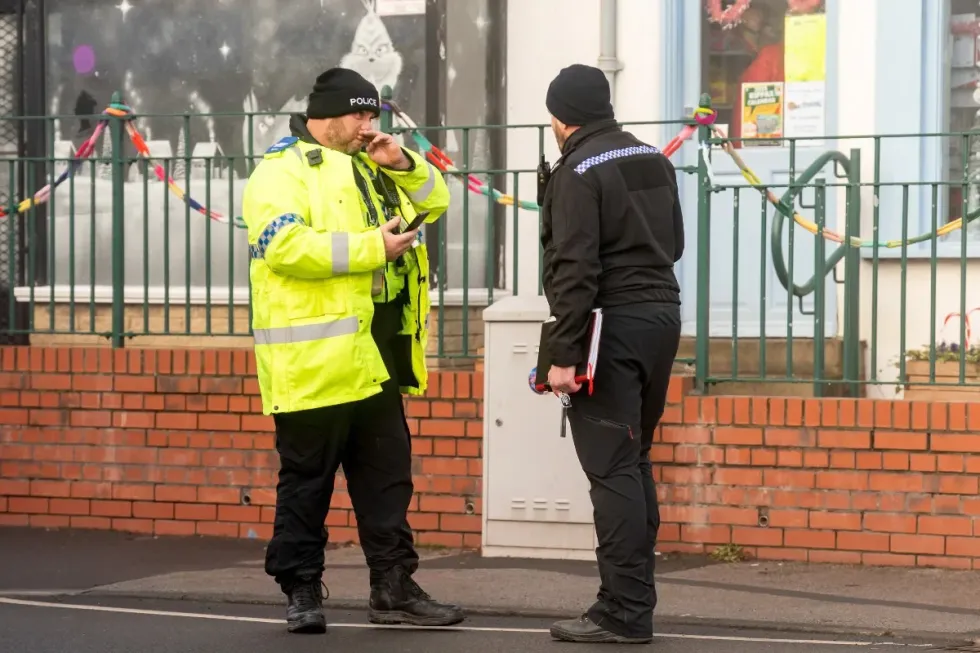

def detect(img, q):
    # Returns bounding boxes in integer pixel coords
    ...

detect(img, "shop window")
[702,0,827,148]
[946,0,980,239]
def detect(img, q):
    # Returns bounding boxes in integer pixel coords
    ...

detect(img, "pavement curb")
[74,587,975,647]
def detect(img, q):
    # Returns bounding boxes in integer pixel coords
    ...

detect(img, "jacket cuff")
[382,147,418,174]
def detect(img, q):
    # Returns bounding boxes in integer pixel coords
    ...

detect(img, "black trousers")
[264,300,419,590]
[565,301,681,639]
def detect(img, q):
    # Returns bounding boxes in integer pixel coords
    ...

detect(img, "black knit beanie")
[307,68,381,119]
[545,64,615,127]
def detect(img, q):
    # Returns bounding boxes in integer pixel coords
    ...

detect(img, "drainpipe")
[597,0,623,103]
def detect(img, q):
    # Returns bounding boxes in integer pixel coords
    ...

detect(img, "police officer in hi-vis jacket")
[241,67,463,634]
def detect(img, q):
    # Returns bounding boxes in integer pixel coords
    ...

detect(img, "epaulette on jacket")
[264,136,299,158]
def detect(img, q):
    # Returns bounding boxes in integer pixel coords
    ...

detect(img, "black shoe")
[550,614,652,644]
[368,565,465,627]
[285,574,328,634]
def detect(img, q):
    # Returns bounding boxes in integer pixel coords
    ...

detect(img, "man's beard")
[324,126,362,155]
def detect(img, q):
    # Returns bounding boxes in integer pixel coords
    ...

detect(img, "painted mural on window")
[38,0,430,291]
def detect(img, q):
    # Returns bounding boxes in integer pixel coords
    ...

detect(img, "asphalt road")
[0,595,940,653]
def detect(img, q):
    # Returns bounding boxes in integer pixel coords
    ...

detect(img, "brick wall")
[1,346,978,569]
[655,378,980,569]
[0,347,482,547]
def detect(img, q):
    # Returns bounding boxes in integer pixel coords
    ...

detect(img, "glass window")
[702,0,827,148]
[945,0,980,239]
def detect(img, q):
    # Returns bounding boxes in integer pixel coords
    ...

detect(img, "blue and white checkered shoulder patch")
[573,145,662,175]
[249,213,306,260]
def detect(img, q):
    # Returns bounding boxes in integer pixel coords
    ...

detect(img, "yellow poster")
[741,82,783,146]
[784,13,826,83]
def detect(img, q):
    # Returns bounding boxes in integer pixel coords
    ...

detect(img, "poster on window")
[741,82,783,147]
[783,12,826,144]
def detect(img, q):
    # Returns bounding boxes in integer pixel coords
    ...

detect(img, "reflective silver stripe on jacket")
[331,232,349,274]
[406,162,438,204]
[253,316,358,346]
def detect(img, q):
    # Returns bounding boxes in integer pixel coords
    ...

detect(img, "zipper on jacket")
[416,273,425,340]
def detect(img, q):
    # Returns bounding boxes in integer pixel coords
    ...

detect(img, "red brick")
[809,511,861,531]
[874,431,927,451]
[70,516,112,530]
[9,497,49,513]
[419,420,465,437]
[731,527,783,547]
[837,531,890,552]
[155,520,196,536]
[721,426,765,448]
[785,529,835,549]
[890,534,944,555]
[197,522,240,537]
[198,414,240,431]
[0,478,31,497]
[681,525,730,544]
[939,475,979,495]
[863,552,915,566]
[764,427,814,447]
[864,512,916,533]
[29,480,71,497]
[49,498,90,515]
[754,547,809,562]
[30,514,70,528]
[818,430,871,449]
[91,500,132,517]
[218,505,261,522]
[418,531,463,547]
[198,487,240,504]
[175,503,217,521]
[932,434,980,453]
[917,514,972,536]
[408,512,440,531]
[133,501,175,520]
[707,507,758,526]
[112,484,154,501]
[111,518,154,534]
[810,549,862,565]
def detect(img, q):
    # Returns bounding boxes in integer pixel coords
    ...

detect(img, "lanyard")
[352,160,384,227]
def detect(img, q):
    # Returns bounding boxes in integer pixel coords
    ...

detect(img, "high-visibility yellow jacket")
[241,130,449,415]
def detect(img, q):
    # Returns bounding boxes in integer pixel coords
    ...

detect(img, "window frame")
[915,0,980,258]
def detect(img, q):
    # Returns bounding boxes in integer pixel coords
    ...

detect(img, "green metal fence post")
[694,93,713,394]
[110,91,126,348]
[380,85,393,134]
[812,179,827,397]
[842,147,862,394]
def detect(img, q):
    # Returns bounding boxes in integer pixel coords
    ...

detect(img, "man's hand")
[360,129,410,170]
[379,217,417,261]
[548,365,581,395]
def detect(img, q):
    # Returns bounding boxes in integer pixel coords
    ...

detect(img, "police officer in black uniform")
[539,64,685,645]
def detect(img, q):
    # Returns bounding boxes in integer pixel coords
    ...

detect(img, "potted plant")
[903,309,980,401]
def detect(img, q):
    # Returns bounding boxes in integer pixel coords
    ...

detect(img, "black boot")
[550,614,652,644]
[368,565,464,627]
[284,574,328,634]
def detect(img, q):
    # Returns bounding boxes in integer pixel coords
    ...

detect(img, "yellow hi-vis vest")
[241,135,449,415]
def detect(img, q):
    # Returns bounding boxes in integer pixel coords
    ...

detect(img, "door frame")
[660,0,843,336]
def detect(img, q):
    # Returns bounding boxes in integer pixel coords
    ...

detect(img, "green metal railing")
[1,90,978,396]
[692,107,980,396]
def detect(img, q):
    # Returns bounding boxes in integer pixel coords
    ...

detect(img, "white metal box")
[481,295,597,560]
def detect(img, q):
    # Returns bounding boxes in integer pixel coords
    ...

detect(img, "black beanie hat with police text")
[306,67,381,119]
[545,64,615,127]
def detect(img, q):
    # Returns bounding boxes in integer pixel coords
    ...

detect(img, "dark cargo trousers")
[565,301,682,639]
[264,300,419,590]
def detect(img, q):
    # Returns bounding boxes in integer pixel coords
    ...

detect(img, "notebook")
[532,308,603,396]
